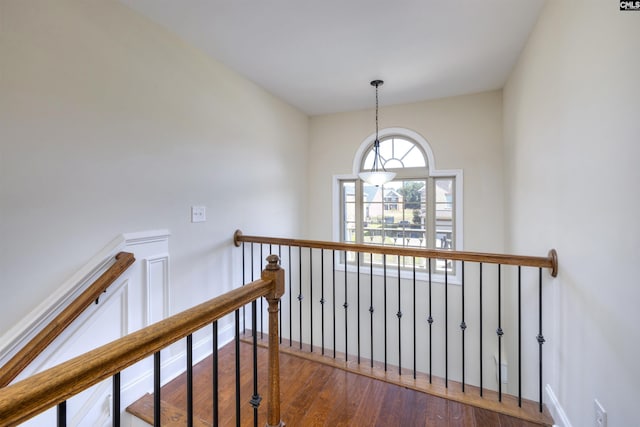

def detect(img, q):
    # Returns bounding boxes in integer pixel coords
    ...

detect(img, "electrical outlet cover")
[594,399,607,427]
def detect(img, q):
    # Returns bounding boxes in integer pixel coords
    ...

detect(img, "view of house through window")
[340,134,457,273]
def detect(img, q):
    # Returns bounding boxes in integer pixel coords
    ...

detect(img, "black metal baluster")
[310,247,313,352]
[369,254,374,368]
[479,262,483,396]
[187,334,193,427]
[154,351,160,427]
[250,243,255,337]
[289,245,292,346]
[250,301,261,427]
[383,254,388,371]
[428,258,433,384]
[235,310,241,427]
[260,244,264,339]
[397,257,402,375]
[461,261,466,392]
[57,401,66,427]
[518,266,522,407]
[497,264,503,402]
[413,258,417,379]
[357,252,361,364]
[445,258,448,388]
[112,372,120,427]
[213,321,219,427]
[333,249,336,359]
[538,267,545,413]
[344,250,348,362]
[299,246,303,349]
[321,249,325,355]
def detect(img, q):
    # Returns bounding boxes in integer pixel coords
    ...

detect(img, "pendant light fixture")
[359,80,396,186]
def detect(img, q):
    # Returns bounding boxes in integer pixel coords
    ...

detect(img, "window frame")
[333,127,464,284]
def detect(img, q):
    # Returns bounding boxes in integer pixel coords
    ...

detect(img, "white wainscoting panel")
[2,230,181,427]
[144,255,169,326]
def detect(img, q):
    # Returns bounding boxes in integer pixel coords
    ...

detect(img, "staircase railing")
[234,230,557,424]
[0,255,285,427]
[0,251,136,388]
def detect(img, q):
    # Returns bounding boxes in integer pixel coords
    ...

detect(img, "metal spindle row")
[48,243,550,427]
[238,243,547,414]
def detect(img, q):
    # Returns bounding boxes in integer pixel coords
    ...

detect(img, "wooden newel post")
[262,254,285,427]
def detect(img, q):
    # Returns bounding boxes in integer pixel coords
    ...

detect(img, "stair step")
[126,392,210,427]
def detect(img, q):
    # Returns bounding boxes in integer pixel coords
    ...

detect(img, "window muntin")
[341,134,457,274]
[362,137,426,170]
[342,181,356,243]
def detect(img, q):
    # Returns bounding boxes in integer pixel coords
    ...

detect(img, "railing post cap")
[265,254,280,270]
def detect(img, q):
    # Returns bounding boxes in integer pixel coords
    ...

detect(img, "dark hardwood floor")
[128,340,546,426]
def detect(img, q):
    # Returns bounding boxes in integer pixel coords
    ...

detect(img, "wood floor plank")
[425,393,450,427]
[127,340,552,426]
[449,400,477,427]
[475,405,503,427]
[350,375,387,426]
[243,333,554,426]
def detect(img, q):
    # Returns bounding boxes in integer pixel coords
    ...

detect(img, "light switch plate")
[191,206,206,223]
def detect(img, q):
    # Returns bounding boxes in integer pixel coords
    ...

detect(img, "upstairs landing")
[127,340,551,426]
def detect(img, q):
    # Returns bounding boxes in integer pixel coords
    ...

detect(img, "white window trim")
[333,127,464,285]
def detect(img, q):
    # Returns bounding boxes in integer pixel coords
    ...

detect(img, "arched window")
[337,128,462,276]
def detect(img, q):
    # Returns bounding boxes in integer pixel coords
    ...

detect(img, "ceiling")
[119,0,545,116]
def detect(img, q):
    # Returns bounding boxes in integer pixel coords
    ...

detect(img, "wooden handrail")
[0,251,136,388]
[0,275,279,426]
[234,230,558,277]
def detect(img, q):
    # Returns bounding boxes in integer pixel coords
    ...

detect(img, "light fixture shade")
[359,171,396,186]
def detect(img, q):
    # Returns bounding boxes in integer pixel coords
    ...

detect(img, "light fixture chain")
[375,83,379,142]
[359,79,395,186]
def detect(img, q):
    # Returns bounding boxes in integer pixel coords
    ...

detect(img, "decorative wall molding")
[0,230,170,366]
[546,384,573,427]
[23,277,130,378]
[0,235,125,365]
[120,282,130,337]
[122,229,171,247]
[0,229,243,426]
[144,255,170,326]
[4,230,174,426]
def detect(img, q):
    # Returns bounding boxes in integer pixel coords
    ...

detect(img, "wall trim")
[546,384,572,427]
[0,230,170,367]
[144,255,170,325]
[0,235,125,364]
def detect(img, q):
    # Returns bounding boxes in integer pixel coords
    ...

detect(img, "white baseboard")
[545,384,572,427]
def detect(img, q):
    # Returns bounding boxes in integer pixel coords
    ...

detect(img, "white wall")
[0,0,308,337]
[503,1,640,425]
[308,90,505,254]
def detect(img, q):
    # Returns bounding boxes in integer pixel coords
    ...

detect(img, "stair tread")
[126,392,210,427]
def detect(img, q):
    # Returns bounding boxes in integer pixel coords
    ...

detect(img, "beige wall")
[0,0,308,335]
[308,90,504,254]
[504,1,640,425]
